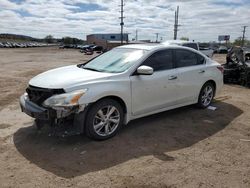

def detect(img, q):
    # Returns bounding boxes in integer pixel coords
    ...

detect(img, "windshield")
[82,48,146,73]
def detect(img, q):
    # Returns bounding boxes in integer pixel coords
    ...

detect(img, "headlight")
[43,89,87,107]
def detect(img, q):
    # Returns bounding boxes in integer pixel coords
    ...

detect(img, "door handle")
[198,70,205,73]
[168,75,177,80]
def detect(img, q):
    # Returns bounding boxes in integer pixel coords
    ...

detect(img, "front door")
[130,49,178,116]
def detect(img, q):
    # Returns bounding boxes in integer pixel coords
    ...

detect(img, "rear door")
[174,49,207,104]
[130,49,179,116]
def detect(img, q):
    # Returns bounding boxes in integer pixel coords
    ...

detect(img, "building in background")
[87,33,129,50]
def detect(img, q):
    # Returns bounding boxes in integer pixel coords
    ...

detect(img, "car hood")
[29,65,114,89]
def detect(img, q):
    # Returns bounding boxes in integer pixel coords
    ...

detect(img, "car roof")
[117,44,161,50]
[117,43,196,50]
[117,43,201,53]
[161,40,196,45]
[120,43,209,59]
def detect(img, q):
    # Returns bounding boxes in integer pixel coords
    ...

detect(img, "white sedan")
[20,44,223,140]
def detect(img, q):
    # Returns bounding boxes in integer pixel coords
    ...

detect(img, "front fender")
[65,79,132,123]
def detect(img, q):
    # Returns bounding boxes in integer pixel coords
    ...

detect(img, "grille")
[26,85,65,105]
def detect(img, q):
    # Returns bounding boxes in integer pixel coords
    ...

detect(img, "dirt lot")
[0,47,250,188]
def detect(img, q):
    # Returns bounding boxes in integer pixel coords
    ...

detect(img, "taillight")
[217,66,224,74]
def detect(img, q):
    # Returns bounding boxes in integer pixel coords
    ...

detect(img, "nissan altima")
[20,44,223,140]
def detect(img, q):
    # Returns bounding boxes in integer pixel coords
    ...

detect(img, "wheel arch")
[94,95,128,113]
[196,80,217,108]
[203,80,216,93]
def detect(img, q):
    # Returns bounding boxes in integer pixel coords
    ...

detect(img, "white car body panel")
[130,68,179,116]
[28,44,223,124]
[29,65,114,89]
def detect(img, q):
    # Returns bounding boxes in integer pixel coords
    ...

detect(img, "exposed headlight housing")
[43,89,87,107]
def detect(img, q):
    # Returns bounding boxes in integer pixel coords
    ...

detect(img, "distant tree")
[62,37,73,44]
[233,37,250,46]
[233,37,242,46]
[72,38,78,44]
[62,37,85,45]
[180,37,189,41]
[44,35,54,43]
[246,40,250,46]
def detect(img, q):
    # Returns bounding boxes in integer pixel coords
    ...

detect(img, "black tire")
[197,82,215,108]
[85,99,124,140]
[35,119,43,130]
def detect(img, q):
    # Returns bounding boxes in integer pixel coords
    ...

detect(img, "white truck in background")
[162,40,214,58]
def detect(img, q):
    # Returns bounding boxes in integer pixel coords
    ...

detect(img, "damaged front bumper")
[20,93,51,120]
[20,93,89,136]
[20,93,86,119]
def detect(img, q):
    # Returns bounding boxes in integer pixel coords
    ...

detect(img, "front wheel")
[197,83,215,108]
[85,99,124,140]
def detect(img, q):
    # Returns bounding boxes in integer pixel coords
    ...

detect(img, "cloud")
[0,0,19,9]
[0,0,249,42]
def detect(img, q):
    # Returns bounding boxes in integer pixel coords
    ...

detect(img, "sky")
[0,0,249,42]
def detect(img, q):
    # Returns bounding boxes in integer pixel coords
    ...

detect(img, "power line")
[119,0,125,44]
[242,26,248,47]
[135,29,138,41]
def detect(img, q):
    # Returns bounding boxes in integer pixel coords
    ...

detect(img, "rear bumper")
[215,77,224,96]
[20,94,50,120]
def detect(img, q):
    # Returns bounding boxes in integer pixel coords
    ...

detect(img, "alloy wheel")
[93,105,120,136]
[201,85,214,107]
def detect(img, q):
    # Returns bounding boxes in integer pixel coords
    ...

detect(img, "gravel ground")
[0,47,250,188]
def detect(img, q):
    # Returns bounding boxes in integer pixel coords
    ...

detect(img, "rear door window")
[176,49,204,68]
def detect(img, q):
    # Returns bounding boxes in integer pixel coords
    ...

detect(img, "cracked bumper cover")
[20,94,50,120]
[20,94,86,119]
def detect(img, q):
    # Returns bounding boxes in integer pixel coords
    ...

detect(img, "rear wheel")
[197,82,215,108]
[85,99,124,140]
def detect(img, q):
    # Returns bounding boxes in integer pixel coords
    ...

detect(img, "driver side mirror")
[137,65,154,75]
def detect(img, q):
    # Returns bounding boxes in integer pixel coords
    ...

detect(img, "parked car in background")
[84,48,94,55]
[59,44,74,49]
[79,44,95,52]
[91,45,103,53]
[0,41,47,48]
[2,42,10,48]
[162,40,214,58]
[217,46,228,54]
[19,43,27,48]
[79,44,101,54]
[211,46,219,53]
[20,44,223,140]
[76,45,84,49]
[59,44,66,49]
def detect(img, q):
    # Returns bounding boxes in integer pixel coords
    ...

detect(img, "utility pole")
[119,0,125,44]
[242,26,248,47]
[135,29,138,41]
[174,6,180,40]
[155,33,159,43]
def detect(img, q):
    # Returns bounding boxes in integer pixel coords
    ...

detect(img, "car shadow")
[14,101,242,178]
